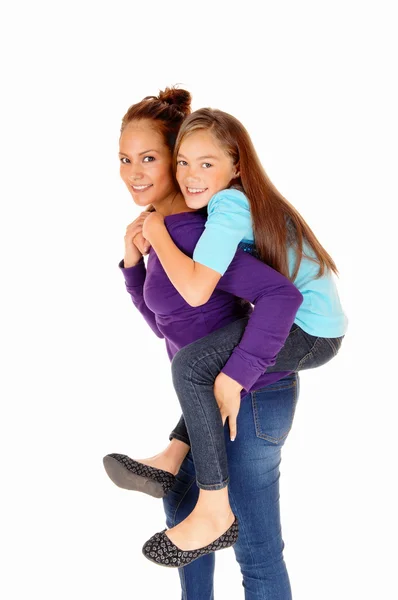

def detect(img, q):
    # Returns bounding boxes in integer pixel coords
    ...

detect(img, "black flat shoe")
[103,453,176,498]
[142,516,239,567]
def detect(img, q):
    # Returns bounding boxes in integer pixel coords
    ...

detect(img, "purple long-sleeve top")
[120,211,303,393]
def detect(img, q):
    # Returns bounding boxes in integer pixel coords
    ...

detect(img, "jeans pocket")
[252,374,299,444]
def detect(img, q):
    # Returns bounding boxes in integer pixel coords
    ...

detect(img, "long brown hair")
[174,108,338,280]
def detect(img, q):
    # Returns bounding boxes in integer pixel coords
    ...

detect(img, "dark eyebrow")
[118,149,160,156]
[139,149,159,156]
[177,153,219,161]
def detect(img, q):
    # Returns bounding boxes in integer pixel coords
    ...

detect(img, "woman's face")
[119,120,176,208]
[176,130,239,209]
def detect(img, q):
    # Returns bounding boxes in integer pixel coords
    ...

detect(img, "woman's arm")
[216,250,303,391]
[120,259,164,339]
[143,189,252,307]
[120,213,164,339]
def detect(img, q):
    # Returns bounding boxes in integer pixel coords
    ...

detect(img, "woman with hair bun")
[104,86,329,598]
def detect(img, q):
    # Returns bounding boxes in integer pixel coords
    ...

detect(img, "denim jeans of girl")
[163,373,299,600]
[170,316,342,489]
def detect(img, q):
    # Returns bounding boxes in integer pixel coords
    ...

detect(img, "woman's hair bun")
[158,86,192,116]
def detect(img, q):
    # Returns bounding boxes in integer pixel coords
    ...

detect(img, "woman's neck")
[152,191,196,217]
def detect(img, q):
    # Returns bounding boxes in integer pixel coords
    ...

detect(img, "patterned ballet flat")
[103,453,176,498]
[142,516,239,567]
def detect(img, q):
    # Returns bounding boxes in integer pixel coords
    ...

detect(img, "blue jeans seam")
[229,483,256,571]
[180,566,188,600]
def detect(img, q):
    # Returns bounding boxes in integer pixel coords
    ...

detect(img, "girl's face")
[119,120,176,208]
[176,130,239,209]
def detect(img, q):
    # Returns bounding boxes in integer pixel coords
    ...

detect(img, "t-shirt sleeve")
[193,189,252,275]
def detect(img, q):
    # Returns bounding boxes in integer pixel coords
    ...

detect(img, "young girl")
[104,106,347,566]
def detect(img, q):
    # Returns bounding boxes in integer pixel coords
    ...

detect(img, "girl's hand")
[124,212,152,267]
[213,372,244,441]
[142,211,165,242]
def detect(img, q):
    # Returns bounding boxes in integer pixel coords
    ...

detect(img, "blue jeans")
[171,317,343,488]
[163,374,299,600]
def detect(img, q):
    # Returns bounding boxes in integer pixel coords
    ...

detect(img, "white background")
[1,1,397,599]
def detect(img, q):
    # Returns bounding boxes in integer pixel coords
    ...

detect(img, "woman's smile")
[130,183,153,192]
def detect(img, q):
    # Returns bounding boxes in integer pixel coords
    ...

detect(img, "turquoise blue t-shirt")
[193,188,347,338]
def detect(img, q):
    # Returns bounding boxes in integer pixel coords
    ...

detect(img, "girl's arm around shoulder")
[142,211,222,307]
[142,190,252,307]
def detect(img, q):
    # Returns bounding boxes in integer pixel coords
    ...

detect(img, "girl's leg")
[169,414,190,445]
[266,324,344,373]
[170,317,249,489]
[227,373,299,599]
[163,452,215,600]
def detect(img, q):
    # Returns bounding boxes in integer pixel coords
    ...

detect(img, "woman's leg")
[267,325,344,373]
[227,373,299,599]
[163,452,215,600]
[161,373,298,598]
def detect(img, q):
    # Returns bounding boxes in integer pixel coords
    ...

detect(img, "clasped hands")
[131,210,165,255]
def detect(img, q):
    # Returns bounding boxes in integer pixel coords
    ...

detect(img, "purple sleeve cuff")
[221,349,268,391]
[119,258,146,288]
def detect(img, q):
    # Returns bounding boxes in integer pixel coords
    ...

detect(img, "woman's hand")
[142,211,165,242]
[124,212,152,267]
[214,372,244,441]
